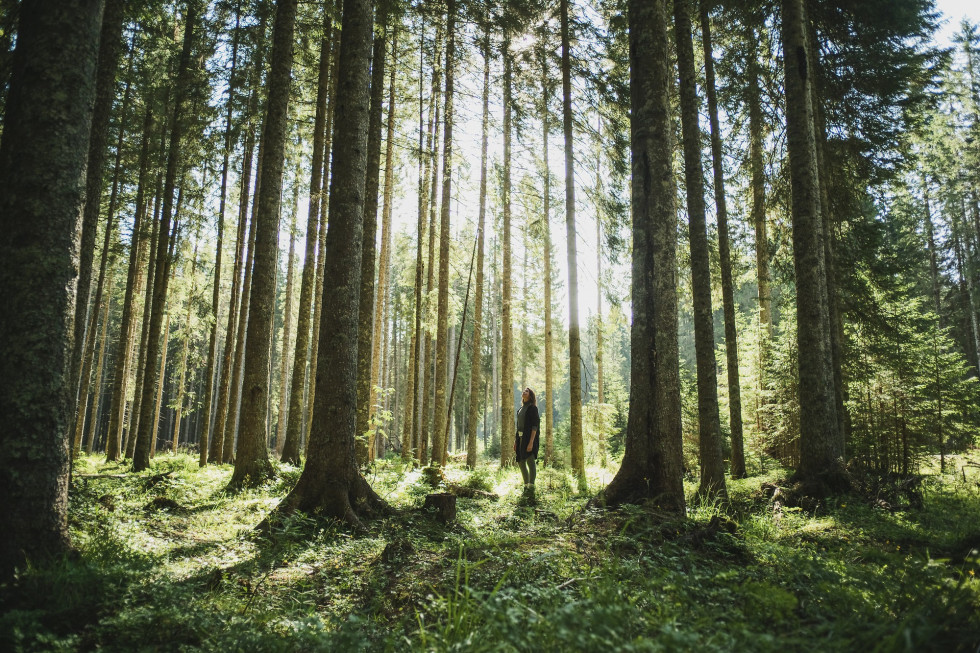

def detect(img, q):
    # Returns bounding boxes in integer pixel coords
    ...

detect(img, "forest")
[1,0,979,649]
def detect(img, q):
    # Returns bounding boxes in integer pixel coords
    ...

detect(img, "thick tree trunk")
[674,0,727,500]
[603,0,685,513]
[133,2,197,472]
[700,0,745,479]
[356,8,388,465]
[199,4,241,466]
[781,0,846,492]
[467,31,490,469]
[561,0,585,484]
[432,0,456,468]
[500,31,515,468]
[0,0,105,578]
[229,0,297,489]
[70,0,126,421]
[268,0,388,527]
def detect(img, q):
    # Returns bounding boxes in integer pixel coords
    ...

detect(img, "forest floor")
[3,452,980,652]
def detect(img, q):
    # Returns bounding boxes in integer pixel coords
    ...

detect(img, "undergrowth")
[2,452,978,652]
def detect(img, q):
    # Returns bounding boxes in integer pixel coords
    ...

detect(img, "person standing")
[515,387,540,495]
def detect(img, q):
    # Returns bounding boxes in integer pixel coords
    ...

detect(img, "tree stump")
[424,493,456,524]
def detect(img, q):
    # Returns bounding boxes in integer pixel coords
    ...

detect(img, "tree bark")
[673,0,726,501]
[602,0,685,513]
[0,0,105,578]
[700,0,745,479]
[133,1,197,472]
[268,0,388,527]
[171,239,199,453]
[561,0,585,484]
[229,0,297,488]
[500,28,515,468]
[276,181,299,454]
[541,53,556,468]
[467,29,491,469]
[85,271,115,453]
[780,0,846,492]
[356,6,388,465]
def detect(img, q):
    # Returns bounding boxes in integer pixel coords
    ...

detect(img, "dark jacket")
[514,403,540,462]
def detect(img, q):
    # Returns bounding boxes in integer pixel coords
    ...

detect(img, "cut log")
[423,492,456,524]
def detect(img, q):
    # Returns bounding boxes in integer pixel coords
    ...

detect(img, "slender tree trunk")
[199,4,241,466]
[467,31,491,469]
[171,240,199,453]
[500,30,515,468]
[561,0,585,484]
[86,272,115,453]
[781,0,845,492]
[152,297,173,458]
[70,0,127,420]
[230,0,297,488]
[700,0,745,479]
[276,184,299,455]
[356,7,388,465]
[433,0,456,467]
[268,0,388,527]
[0,0,105,578]
[133,2,197,472]
[542,59,556,467]
[603,0,685,513]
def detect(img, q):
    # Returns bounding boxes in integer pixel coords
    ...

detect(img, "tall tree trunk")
[372,23,398,460]
[356,6,388,465]
[106,107,154,461]
[700,0,745,479]
[276,182,299,454]
[268,0,388,527]
[500,29,515,468]
[541,53,556,467]
[780,0,845,492]
[0,0,105,578]
[561,0,585,484]
[281,9,332,465]
[603,0,685,513]
[467,30,490,469]
[151,292,173,458]
[70,0,126,420]
[433,0,456,467]
[229,0,297,488]
[133,2,197,472]
[199,4,241,466]
[86,272,115,453]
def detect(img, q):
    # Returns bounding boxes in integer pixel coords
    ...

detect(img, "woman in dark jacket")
[515,387,540,491]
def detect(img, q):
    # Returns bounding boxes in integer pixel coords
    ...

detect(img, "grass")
[2,451,979,652]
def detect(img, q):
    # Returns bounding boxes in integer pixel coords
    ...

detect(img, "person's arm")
[527,408,538,452]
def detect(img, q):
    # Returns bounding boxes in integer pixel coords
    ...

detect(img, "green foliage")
[6,454,980,651]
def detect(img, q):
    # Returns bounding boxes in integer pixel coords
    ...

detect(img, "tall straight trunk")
[356,8,388,464]
[268,0,388,527]
[433,0,456,467]
[276,184,299,454]
[700,0,745,479]
[151,296,173,458]
[541,54,556,467]
[372,24,398,460]
[127,183,162,458]
[467,31,491,469]
[500,30,515,467]
[674,0,727,500]
[133,2,197,472]
[73,59,133,457]
[86,272,115,453]
[230,0,298,488]
[419,25,443,464]
[171,239,199,453]
[954,211,980,371]
[595,119,604,406]
[0,0,105,578]
[780,0,845,491]
[603,0,685,513]
[106,109,153,461]
[747,35,771,334]
[561,0,585,484]
[70,0,127,419]
[282,10,333,465]
[200,4,241,466]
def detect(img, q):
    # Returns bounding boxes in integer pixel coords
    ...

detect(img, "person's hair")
[524,387,536,406]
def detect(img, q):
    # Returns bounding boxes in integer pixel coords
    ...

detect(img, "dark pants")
[518,456,536,486]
